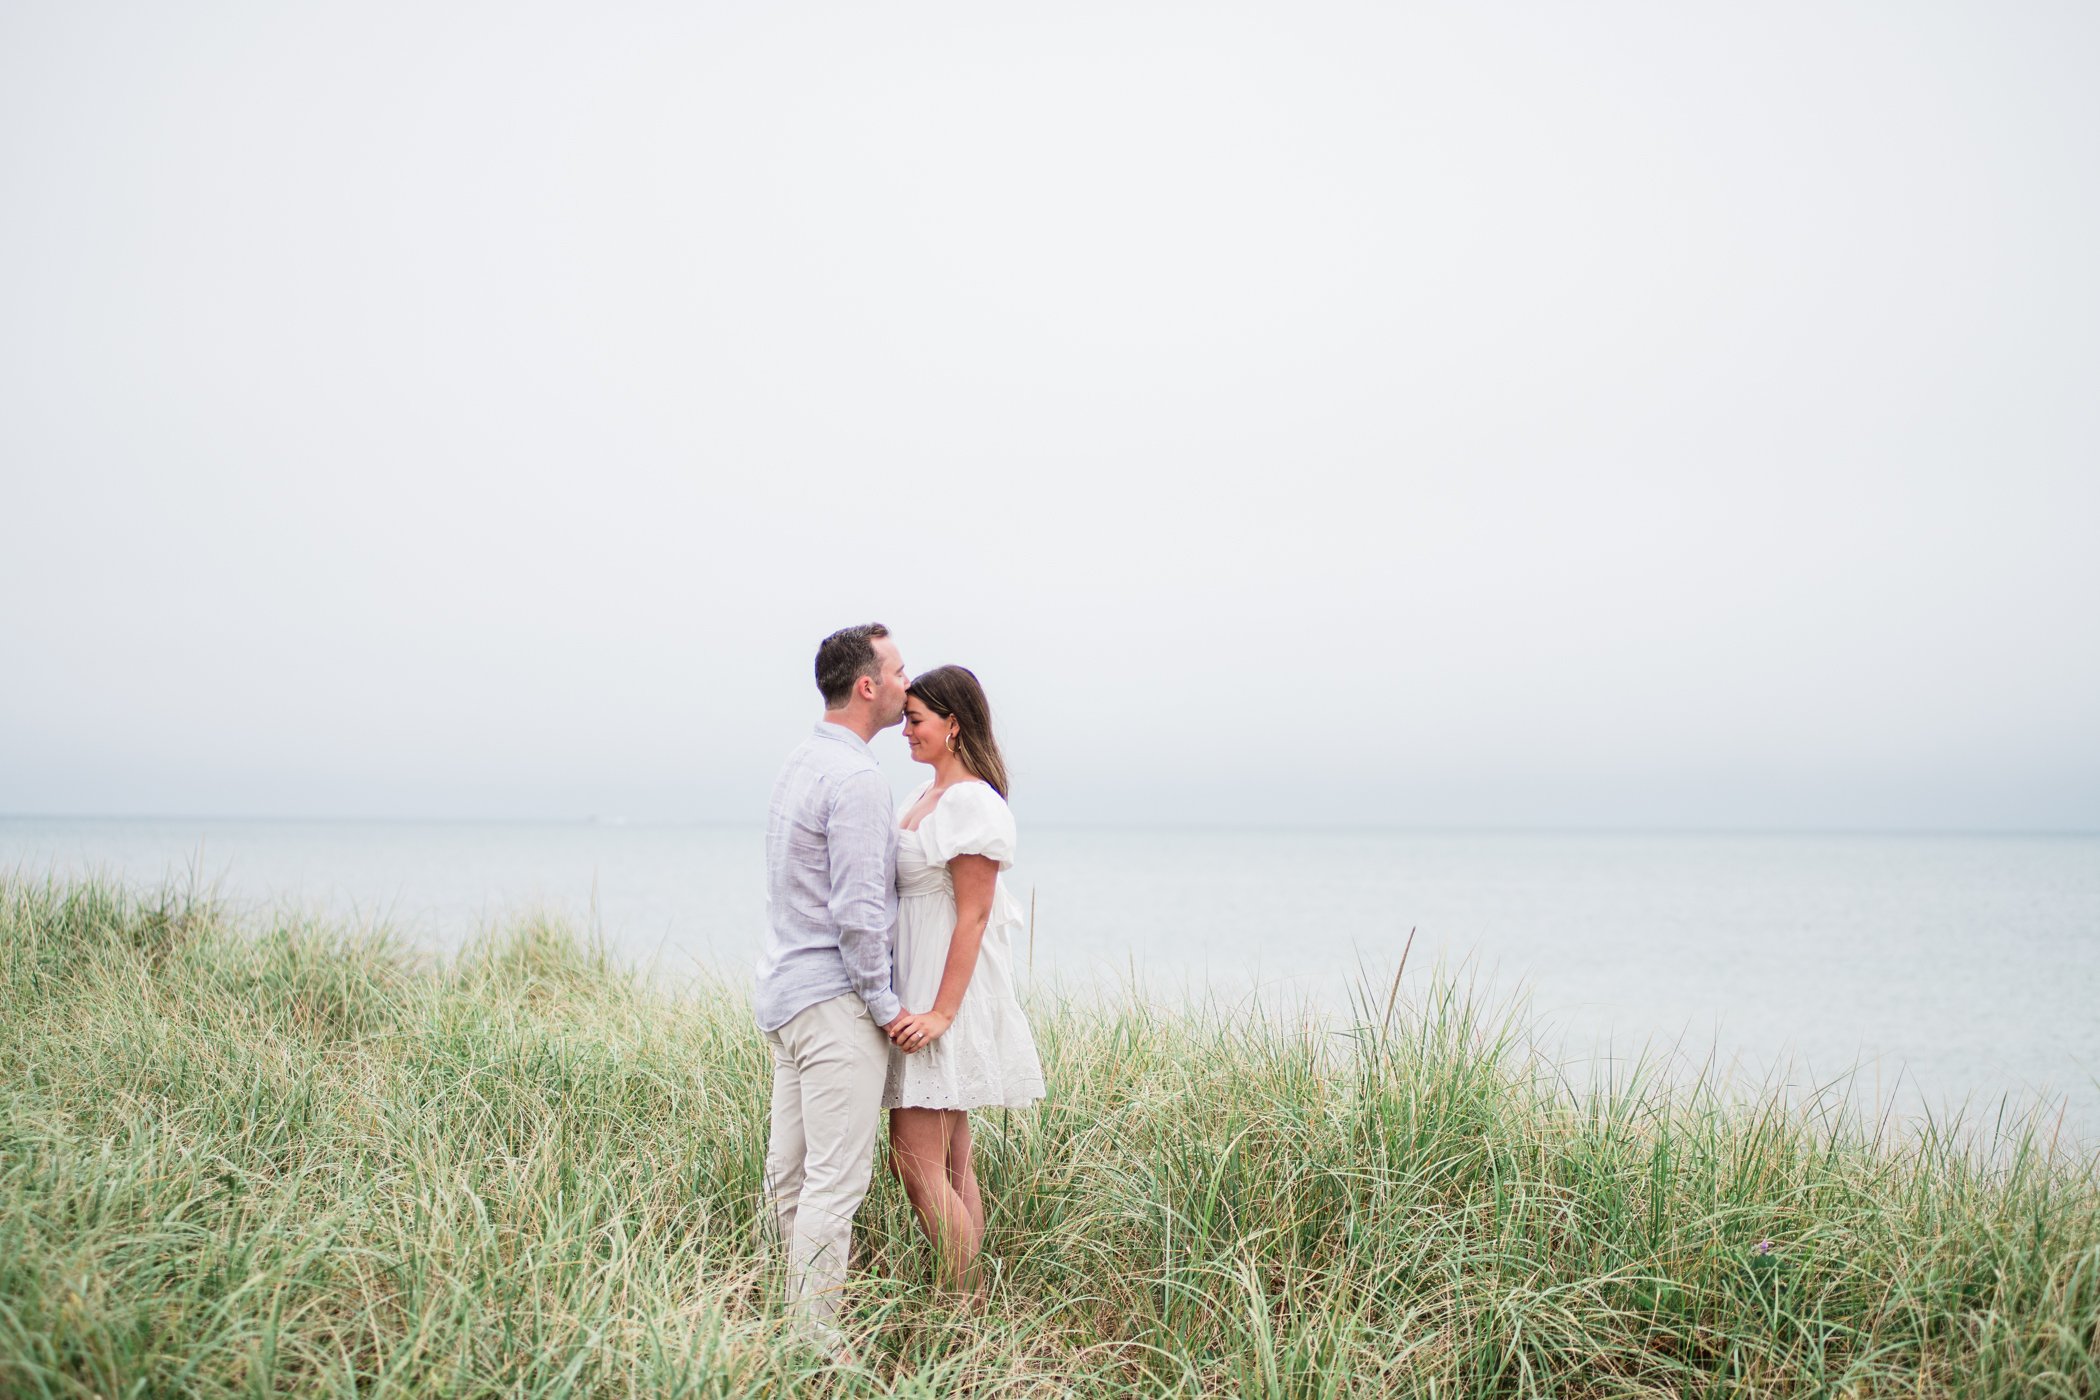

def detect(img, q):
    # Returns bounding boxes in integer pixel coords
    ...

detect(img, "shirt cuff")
[859,987,900,1026]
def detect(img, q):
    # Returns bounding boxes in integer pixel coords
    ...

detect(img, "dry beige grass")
[2,876,2096,1397]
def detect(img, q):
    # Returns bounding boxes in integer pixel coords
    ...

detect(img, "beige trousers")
[762,992,890,1341]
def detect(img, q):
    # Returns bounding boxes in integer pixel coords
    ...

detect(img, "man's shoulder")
[778,734,883,799]
[790,733,879,774]
[826,761,888,809]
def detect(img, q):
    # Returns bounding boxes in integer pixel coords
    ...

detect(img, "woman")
[883,665,1045,1293]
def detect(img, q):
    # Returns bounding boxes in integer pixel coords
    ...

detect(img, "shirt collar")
[813,719,874,755]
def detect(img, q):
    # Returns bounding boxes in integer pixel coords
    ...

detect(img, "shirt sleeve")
[919,782,1017,870]
[825,768,900,1025]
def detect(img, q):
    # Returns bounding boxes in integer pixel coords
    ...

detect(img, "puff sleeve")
[919,782,1016,870]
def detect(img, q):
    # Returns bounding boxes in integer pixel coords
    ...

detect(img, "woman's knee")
[943,1116,973,1171]
[889,1134,941,1193]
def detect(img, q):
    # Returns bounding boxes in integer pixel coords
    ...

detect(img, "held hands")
[887,1008,953,1054]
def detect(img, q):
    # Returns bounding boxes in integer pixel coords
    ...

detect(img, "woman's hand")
[889,1008,953,1054]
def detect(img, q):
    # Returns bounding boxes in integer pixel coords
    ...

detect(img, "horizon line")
[2,811,2095,840]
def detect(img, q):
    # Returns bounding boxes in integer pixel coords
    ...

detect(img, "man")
[753,622,911,1355]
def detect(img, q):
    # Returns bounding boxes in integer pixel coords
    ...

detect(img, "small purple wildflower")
[1754,1239,1774,1255]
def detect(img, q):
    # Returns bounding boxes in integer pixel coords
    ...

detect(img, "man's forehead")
[876,636,903,666]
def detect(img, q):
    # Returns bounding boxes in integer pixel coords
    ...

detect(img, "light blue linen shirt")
[752,721,901,1031]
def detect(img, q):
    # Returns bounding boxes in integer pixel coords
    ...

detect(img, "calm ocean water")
[5,817,2097,1144]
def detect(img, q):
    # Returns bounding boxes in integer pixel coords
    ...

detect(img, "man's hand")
[887,1008,954,1054]
[880,1013,911,1043]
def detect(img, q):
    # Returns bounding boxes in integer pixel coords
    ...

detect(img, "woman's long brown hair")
[907,665,1010,798]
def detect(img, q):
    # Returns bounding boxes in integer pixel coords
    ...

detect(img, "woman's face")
[901,696,958,766]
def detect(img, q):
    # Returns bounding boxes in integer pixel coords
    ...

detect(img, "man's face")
[869,637,909,728]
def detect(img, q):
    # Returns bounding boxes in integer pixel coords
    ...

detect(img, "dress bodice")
[894,779,1021,910]
[896,826,953,899]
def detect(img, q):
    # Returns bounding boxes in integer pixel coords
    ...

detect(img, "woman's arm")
[889,853,997,1050]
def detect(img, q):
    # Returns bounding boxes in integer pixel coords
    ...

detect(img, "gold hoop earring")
[946,734,959,754]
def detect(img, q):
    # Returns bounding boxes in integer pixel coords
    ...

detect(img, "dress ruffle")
[912,780,1016,871]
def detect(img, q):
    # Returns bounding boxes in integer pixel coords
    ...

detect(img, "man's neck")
[822,709,881,744]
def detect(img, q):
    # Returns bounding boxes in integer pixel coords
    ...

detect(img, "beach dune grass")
[1,877,2095,1397]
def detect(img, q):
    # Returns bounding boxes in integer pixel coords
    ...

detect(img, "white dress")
[881,780,1047,1111]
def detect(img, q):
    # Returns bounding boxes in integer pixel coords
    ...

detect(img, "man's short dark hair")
[815,623,890,708]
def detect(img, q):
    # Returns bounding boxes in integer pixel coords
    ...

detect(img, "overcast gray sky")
[3,1,2095,830]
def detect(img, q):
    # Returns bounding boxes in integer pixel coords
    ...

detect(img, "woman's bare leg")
[888,1107,981,1289]
[944,1113,987,1294]
[945,1116,985,1257]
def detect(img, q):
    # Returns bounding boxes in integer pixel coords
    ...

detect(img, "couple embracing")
[752,623,1045,1355]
